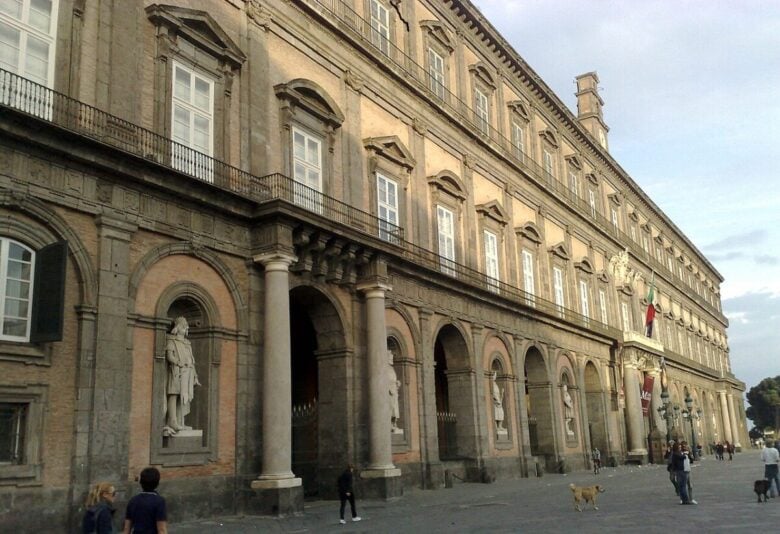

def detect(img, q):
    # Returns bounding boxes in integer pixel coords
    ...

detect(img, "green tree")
[746,376,780,432]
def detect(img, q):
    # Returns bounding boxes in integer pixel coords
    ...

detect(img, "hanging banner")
[640,374,654,415]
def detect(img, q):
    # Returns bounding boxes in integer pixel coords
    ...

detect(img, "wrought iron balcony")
[0,68,615,337]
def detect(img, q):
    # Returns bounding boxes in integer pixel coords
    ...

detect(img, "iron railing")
[302,0,723,319]
[0,68,617,338]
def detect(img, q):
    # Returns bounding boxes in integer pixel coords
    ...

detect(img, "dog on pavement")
[569,483,605,511]
[754,479,770,503]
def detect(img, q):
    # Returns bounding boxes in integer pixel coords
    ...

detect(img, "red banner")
[640,375,654,416]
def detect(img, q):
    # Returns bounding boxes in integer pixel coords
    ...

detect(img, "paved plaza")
[170,450,779,533]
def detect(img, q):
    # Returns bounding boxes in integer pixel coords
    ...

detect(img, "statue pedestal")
[163,429,204,451]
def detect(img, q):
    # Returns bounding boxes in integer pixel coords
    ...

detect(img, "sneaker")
[352,516,362,522]
[689,500,698,505]
[340,519,346,524]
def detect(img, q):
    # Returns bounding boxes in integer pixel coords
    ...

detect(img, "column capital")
[253,251,297,269]
[356,281,392,297]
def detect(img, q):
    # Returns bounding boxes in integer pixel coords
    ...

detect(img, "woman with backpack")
[82,482,118,533]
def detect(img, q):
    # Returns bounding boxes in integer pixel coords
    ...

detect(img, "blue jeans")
[765,464,780,497]
[676,471,690,503]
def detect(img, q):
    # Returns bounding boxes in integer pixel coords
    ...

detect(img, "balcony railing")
[302,0,723,319]
[1,68,615,337]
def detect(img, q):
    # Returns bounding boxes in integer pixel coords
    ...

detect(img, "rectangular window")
[687,336,693,358]
[474,87,489,135]
[552,266,564,313]
[437,205,455,276]
[369,0,390,55]
[611,208,619,230]
[579,279,589,319]
[484,231,499,293]
[171,62,214,182]
[667,256,673,272]
[630,226,636,242]
[588,190,597,217]
[621,301,631,331]
[569,172,579,198]
[0,403,27,465]
[292,126,323,213]
[428,48,445,100]
[0,0,58,117]
[377,173,399,243]
[677,330,684,353]
[642,236,649,253]
[665,323,673,350]
[598,289,608,324]
[543,150,554,178]
[520,249,535,307]
[511,122,525,162]
[0,239,34,341]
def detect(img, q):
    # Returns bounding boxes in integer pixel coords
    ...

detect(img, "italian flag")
[645,273,655,337]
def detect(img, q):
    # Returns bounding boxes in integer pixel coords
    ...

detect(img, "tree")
[746,376,780,432]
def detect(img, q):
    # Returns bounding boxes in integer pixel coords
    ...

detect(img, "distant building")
[0,0,747,530]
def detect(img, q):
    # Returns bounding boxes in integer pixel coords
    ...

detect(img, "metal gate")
[292,399,318,496]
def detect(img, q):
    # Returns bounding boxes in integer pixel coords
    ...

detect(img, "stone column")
[622,355,647,461]
[726,393,740,448]
[358,281,395,471]
[252,252,300,489]
[718,390,733,444]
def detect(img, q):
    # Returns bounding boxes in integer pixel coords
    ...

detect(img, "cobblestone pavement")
[171,451,779,533]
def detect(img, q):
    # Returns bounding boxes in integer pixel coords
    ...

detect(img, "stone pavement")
[171,451,779,533]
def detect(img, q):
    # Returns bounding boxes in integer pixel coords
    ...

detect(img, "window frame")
[483,229,500,293]
[552,266,565,310]
[0,0,59,87]
[170,60,215,182]
[0,238,35,342]
[437,204,456,276]
[521,248,535,306]
[377,171,400,243]
[0,384,46,484]
[368,0,391,56]
[598,288,608,325]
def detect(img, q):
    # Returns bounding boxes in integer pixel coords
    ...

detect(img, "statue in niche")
[562,383,575,435]
[492,371,505,431]
[388,351,402,433]
[164,317,200,435]
[608,248,630,286]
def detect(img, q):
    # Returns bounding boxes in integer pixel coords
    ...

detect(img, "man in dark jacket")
[337,464,361,524]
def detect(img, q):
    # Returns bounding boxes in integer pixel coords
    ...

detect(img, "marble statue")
[492,371,505,430]
[164,317,200,435]
[388,351,401,433]
[608,248,630,286]
[562,384,575,435]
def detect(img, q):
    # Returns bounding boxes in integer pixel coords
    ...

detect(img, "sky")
[471,0,780,403]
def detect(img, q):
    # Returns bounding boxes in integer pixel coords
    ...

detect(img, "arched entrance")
[525,347,555,467]
[584,362,608,457]
[433,324,473,460]
[289,286,347,497]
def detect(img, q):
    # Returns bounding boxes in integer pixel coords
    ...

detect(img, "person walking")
[591,447,601,474]
[123,467,168,534]
[664,442,679,496]
[726,440,734,461]
[680,441,696,504]
[82,482,118,534]
[761,440,780,498]
[671,442,697,505]
[716,442,724,461]
[337,464,361,524]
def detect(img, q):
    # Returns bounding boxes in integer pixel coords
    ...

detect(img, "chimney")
[575,72,609,151]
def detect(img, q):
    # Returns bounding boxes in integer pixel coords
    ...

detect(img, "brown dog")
[570,483,605,511]
[754,479,770,503]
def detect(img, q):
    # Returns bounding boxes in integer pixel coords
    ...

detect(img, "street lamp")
[681,394,699,458]
[657,390,672,443]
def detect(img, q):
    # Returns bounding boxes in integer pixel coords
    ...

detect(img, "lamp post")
[656,390,672,443]
[681,394,700,458]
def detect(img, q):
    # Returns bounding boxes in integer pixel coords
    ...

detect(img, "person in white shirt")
[760,440,780,498]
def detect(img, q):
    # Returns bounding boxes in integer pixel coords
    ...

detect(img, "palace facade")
[0,0,748,530]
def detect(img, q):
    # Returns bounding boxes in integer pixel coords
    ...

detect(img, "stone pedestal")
[247,478,303,516]
[360,468,402,499]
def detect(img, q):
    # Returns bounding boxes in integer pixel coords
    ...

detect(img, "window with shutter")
[29,240,66,343]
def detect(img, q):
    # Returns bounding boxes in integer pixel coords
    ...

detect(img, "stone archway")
[584,362,609,458]
[289,286,348,497]
[433,324,473,460]
[524,347,555,466]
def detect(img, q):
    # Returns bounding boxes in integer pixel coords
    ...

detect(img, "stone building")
[0,0,748,530]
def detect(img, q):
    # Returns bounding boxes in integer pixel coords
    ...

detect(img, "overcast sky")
[471,0,780,401]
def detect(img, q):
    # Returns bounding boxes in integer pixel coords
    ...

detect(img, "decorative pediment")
[618,284,634,296]
[363,136,416,171]
[640,222,651,234]
[468,62,496,90]
[538,128,559,148]
[549,242,570,261]
[607,192,621,206]
[663,309,677,321]
[585,172,599,185]
[476,200,509,226]
[565,154,582,171]
[515,222,543,244]
[574,257,594,274]
[419,20,455,52]
[506,100,530,121]
[146,4,246,68]
[628,211,639,222]
[275,78,345,128]
[428,170,467,201]
[597,269,610,284]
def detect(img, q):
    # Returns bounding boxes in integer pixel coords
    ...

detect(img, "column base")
[360,468,402,499]
[246,478,303,516]
[626,449,648,465]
